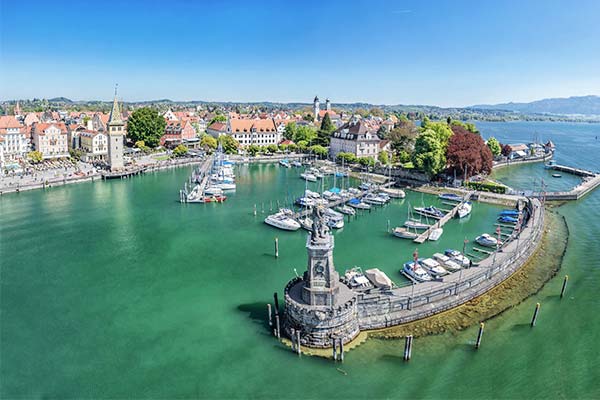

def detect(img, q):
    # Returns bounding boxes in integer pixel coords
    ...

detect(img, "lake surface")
[1,121,599,398]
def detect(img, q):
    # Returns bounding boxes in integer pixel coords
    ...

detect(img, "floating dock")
[413,192,473,243]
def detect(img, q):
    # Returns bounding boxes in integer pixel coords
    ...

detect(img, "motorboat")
[498,215,518,223]
[404,220,430,230]
[439,193,463,202]
[414,206,445,219]
[347,198,371,210]
[336,205,356,216]
[419,258,449,277]
[324,208,344,229]
[348,187,361,195]
[364,268,394,289]
[344,267,372,289]
[499,209,520,217]
[204,186,224,196]
[204,195,227,203]
[552,173,562,178]
[457,201,472,218]
[308,168,324,179]
[300,172,317,182]
[264,210,301,231]
[363,193,387,205]
[299,216,313,231]
[432,253,462,272]
[279,159,291,168]
[392,227,418,239]
[380,188,406,198]
[376,192,391,203]
[475,233,500,248]
[544,159,557,169]
[305,190,321,199]
[186,185,203,202]
[322,190,342,202]
[291,160,302,167]
[444,249,470,268]
[214,182,236,191]
[402,261,432,282]
[359,182,372,191]
[295,197,316,207]
[428,227,443,241]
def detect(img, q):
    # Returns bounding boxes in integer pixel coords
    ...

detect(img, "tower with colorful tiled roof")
[107,86,124,171]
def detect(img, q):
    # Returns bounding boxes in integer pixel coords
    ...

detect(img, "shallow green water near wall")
[1,122,599,398]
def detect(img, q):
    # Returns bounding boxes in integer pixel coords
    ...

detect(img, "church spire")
[108,84,123,125]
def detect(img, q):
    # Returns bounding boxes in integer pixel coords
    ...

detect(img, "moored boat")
[279,159,291,168]
[457,201,472,218]
[363,193,387,205]
[428,227,443,241]
[347,198,371,209]
[404,220,430,230]
[264,209,301,231]
[336,205,356,216]
[392,227,418,239]
[438,193,463,202]
[475,233,500,248]
[419,258,449,277]
[432,253,462,272]
[402,261,432,282]
[498,215,518,223]
[300,172,317,182]
[414,206,445,219]
[444,249,470,268]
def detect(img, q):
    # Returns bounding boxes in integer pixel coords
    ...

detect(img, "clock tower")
[301,206,341,306]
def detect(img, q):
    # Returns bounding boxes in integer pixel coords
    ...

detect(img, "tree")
[200,134,217,151]
[287,143,298,152]
[487,137,501,156]
[297,140,308,151]
[303,113,314,122]
[134,140,145,148]
[412,129,446,177]
[247,144,260,156]
[378,151,389,165]
[450,120,479,134]
[209,114,227,126]
[266,144,278,153]
[218,135,239,154]
[27,151,43,164]
[358,157,376,167]
[446,125,493,178]
[283,122,297,140]
[336,152,357,164]
[69,148,84,161]
[126,107,166,148]
[425,121,453,147]
[501,143,511,157]
[316,113,336,146]
[369,107,384,117]
[173,144,188,157]
[387,120,419,153]
[309,145,328,159]
[293,126,317,143]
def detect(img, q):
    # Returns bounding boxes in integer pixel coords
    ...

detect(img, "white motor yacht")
[432,253,462,272]
[419,258,449,277]
[457,201,472,218]
[300,172,317,182]
[264,210,301,231]
[402,261,432,282]
[363,193,387,205]
[428,228,443,241]
[476,233,500,248]
[336,205,356,216]
[347,198,371,209]
[404,220,430,230]
[392,227,418,239]
[444,249,470,268]
[204,186,224,196]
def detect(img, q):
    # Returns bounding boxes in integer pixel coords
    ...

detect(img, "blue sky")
[1,0,599,106]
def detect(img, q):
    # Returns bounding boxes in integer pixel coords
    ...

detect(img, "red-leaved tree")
[446,125,493,178]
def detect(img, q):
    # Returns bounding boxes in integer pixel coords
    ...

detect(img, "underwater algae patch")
[369,210,569,340]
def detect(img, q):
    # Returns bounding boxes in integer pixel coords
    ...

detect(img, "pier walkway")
[413,192,474,243]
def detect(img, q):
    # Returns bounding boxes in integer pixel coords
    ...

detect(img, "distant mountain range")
[471,95,600,116]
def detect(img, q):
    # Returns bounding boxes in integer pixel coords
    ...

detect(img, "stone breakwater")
[283,198,544,348]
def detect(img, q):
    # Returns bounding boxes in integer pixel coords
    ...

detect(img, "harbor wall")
[355,199,544,331]
[492,153,552,170]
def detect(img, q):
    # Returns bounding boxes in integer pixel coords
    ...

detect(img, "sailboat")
[393,203,419,239]
[403,201,430,230]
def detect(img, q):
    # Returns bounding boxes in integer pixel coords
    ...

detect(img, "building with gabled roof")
[329,120,381,159]
[31,122,69,159]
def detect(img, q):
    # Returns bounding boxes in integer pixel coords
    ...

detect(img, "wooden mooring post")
[560,275,569,298]
[475,322,485,349]
[332,339,337,361]
[339,339,344,362]
[273,292,279,315]
[274,237,279,258]
[296,330,301,356]
[531,303,541,327]
[267,304,272,328]
[403,335,413,361]
[275,314,281,340]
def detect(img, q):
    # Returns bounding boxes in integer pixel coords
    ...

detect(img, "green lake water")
[1,122,599,398]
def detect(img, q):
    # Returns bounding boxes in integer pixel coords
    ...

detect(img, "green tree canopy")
[387,120,419,153]
[293,125,317,143]
[423,121,453,147]
[316,113,336,146]
[172,144,188,157]
[126,107,166,148]
[358,157,376,167]
[336,152,357,164]
[27,151,43,164]
[451,120,479,134]
[209,115,227,126]
[412,129,446,177]
[369,107,384,117]
[218,135,239,154]
[487,137,501,156]
[247,144,260,156]
[200,134,218,151]
[309,145,328,158]
[266,144,278,153]
[283,122,297,140]
[378,151,389,165]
